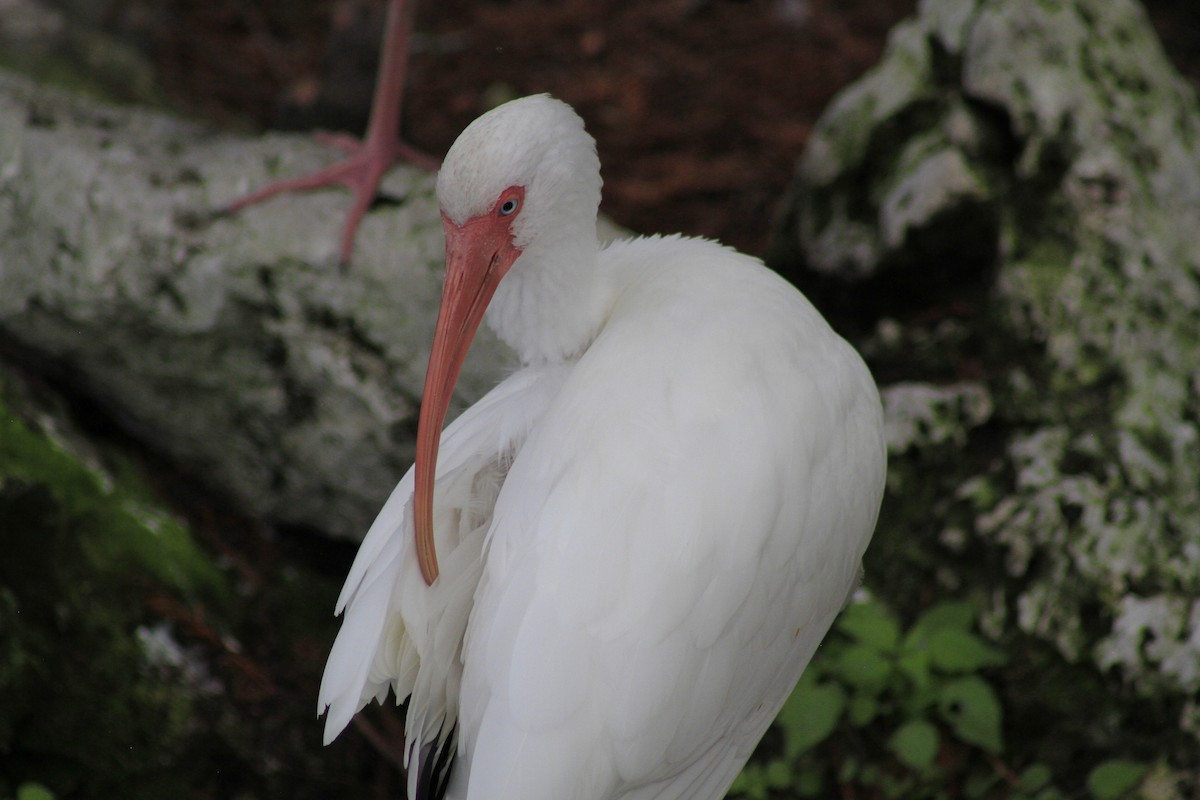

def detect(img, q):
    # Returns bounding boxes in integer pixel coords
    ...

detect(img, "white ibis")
[226,0,435,263]
[318,94,886,800]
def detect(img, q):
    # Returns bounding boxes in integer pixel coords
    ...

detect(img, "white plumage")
[319,94,886,800]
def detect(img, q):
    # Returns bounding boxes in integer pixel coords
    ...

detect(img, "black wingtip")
[415,724,457,800]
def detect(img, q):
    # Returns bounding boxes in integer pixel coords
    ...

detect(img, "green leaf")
[835,643,893,691]
[887,719,940,772]
[1086,760,1149,800]
[879,773,914,799]
[776,679,846,756]
[937,676,1003,754]
[765,759,793,788]
[847,692,879,727]
[17,784,57,800]
[896,647,933,694]
[927,628,1007,673]
[795,767,824,797]
[1019,763,1053,791]
[1034,789,1066,800]
[729,764,769,800]
[910,601,976,637]
[837,600,901,653]
[964,771,1000,799]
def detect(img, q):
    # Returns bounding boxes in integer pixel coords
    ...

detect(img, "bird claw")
[224,134,438,264]
[219,0,438,264]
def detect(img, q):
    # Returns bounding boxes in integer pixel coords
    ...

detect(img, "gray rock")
[0,68,511,539]
[776,0,1200,740]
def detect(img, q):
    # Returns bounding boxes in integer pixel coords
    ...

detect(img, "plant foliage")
[728,597,1160,800]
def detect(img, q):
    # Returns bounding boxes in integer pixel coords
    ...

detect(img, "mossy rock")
[0,366,378,798]
[771,0,1200,789]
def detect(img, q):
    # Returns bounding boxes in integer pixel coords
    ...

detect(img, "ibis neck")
[485,224,607,365]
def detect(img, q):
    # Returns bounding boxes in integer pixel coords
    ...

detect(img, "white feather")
[318,362,570,791]
[321,95,886,800]
[444,233,884,800]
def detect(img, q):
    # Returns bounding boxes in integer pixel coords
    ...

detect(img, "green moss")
[0,484,200,797]
[0,29,171,110]
[0,377,228,797]
[0,370,385,798]
[0,400,226,606]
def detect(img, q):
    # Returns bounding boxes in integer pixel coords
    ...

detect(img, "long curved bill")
[413,212,521,585]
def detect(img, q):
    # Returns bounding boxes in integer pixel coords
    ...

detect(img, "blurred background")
[2,0,1200,798]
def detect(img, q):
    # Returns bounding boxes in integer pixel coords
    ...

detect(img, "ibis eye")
[498,197,520,216]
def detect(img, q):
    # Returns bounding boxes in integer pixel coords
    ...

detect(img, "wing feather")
[451,241,886,800]
[317,362,570,790]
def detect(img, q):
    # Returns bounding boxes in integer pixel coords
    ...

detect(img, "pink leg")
[226,0,438,263]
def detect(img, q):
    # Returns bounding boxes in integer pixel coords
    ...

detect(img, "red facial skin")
[413,186,526,585]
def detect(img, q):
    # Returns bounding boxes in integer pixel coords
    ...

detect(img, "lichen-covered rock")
[773,0,1200,755]
[883,380,994,453]
[0,68,510,539]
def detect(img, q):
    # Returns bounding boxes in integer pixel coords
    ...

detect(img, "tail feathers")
[413,723,457,800]
[319,552,397,743]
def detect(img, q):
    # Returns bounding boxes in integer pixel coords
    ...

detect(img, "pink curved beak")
[413,208,522,585]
